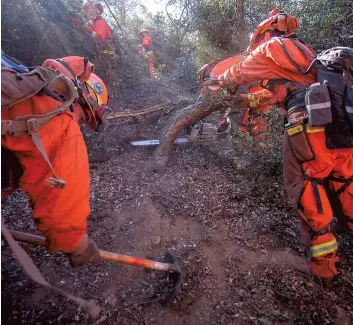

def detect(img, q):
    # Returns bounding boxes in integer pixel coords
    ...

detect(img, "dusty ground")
[1,78,353,325]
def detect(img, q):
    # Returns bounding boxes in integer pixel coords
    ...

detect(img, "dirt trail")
[2,80,353,325]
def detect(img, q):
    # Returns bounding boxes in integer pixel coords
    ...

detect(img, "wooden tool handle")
[9,230,48,247]
[8,230,176,272]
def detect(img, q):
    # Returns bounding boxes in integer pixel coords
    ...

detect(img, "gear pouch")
[286,124,314,162]
[345,84,353,130]
[305,82,332,126]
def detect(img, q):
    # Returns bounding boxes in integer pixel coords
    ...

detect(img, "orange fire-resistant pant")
[148,56,155,78]
[298,129,353,277]
[1,95,90,252]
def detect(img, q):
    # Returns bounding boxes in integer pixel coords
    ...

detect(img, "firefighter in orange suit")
[139,28,156,78]
[83,2,113,44]
[2,55,110,267]
[205,9,353,278]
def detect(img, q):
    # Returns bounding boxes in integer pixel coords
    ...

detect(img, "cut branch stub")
[153,89,224,169]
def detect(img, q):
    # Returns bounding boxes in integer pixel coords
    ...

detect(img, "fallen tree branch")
[107,102,172,120]
[153,90,224,169]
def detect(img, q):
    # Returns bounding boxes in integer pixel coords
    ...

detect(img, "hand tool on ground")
[131,122,230,147]
[9,230,183,307]
[131,137,189,147]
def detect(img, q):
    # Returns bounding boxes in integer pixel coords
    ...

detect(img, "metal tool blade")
[131,138,189,147]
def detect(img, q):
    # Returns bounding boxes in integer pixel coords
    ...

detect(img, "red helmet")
[249,8,298,51]
[139,28,149,35]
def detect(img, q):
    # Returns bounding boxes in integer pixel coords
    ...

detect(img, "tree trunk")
[153,90,223,169]
[233,0,248,50]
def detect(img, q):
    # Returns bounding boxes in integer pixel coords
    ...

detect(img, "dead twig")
[107,102,172,120]
[33,28,51,59]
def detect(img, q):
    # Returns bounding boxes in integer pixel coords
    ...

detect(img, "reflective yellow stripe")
[287,124,303,136]
[311,239,337,258]
[224,70,231,84]
[102,50,115,55]
[306,125,325,134]
[249,98,260,108]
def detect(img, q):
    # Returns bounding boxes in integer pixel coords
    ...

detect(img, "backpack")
[270,39,353,149]
[1,52,78,189]
[315,47,353,149]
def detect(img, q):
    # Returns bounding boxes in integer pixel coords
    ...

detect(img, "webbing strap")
[56,58,89,80]
[1,107,66,135]
[31,132,65,189]
[1,109,67,189]
[276,38,316,75]
[1,220,100,317]
[312,180,323,214]
[56,59,76,80]
[309,223,332,237]
[303,175,324,214]
[328,175,353,196]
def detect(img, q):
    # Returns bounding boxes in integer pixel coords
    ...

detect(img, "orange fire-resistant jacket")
[142,35,152,50]
[87,17,112,43]
[220,37,317,103]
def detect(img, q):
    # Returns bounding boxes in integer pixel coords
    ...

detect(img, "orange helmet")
[85,73,108,106]
[81,73,109,130]
[249,8,298,51]
[139,28,149,35]
[42,57,110,131]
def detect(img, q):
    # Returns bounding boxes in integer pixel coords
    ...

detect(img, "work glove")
[203,76,221,90]
[95,105,110,133]
[66,234,101,267]
[204,75,238,90]
[96,105,110,120]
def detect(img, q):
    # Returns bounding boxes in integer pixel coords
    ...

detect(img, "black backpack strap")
[82,58,89,77]
[56,58,89,78]
[56,59,76,78]
[303,175,325,214]
[327,175,353,196]
[37,87,64,102]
